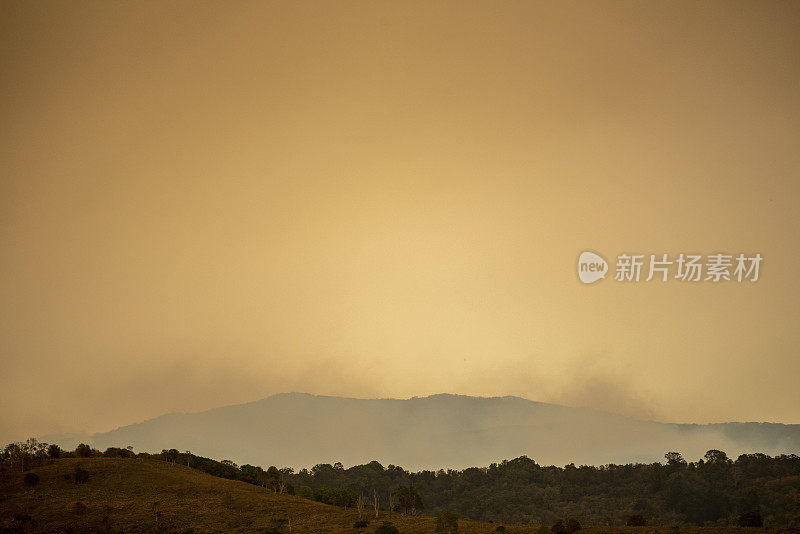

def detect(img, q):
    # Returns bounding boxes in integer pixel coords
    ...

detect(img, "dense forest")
[4,439,800,527]
[283,451,800,527]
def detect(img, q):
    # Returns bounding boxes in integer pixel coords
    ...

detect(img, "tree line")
[3,440,799,527]
[284,450,800,527]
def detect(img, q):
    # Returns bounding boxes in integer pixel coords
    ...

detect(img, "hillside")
[2,457,798,533]
[49,393,800,470]
[0,457,503,533]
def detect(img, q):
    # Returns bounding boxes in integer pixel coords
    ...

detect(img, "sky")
[1,1,799,444]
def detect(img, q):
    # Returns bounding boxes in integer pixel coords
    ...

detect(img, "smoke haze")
[2,1,799,443]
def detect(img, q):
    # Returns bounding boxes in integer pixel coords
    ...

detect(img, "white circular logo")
[578,251,608,284]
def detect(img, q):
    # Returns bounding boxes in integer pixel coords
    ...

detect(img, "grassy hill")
[0,458,796,534]
[0,457,526,533]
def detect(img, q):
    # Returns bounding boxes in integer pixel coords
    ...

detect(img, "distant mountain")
[47,393,800,470]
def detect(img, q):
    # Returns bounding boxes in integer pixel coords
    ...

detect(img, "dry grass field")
[1,458,797,534]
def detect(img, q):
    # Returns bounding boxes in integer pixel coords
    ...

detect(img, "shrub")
[551,520,567,534]
[626,514,647,526]
[74,465,90,484]
[435,510,458,533]
[73,501,88,515]
[23,472,40,486]
[12,513,34,529]
[495,527,506,533]
[565,517,581,533]
[738,510,764,527]
[354,519,369,529]
[374,521,399,534]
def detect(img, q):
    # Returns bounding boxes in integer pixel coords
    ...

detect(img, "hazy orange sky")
[2,1,799,443]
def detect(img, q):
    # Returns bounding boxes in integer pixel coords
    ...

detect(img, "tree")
[4,442,24,472]
[396,484,423,515]
[75,443,93,458]
[297,485,314,500]
[104,447,135,458]
[47,444,62,458]
[24,438,38,456]
[703,449,730,465]
[357,493,366,519]
[664,452,686,467]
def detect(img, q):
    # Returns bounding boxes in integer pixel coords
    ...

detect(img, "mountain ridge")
[42,393,800,470]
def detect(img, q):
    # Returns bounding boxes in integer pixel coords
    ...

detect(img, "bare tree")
[373,488,380,518]
[357,494,365,519]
